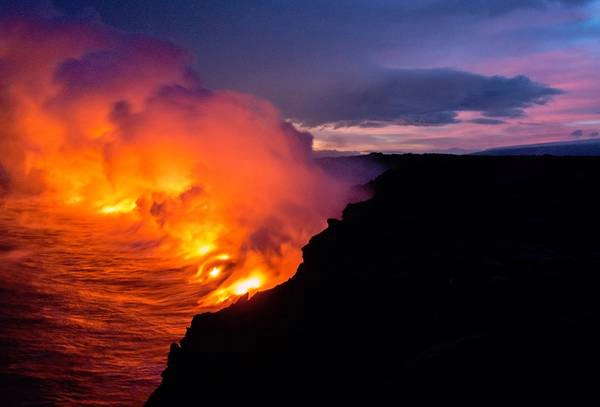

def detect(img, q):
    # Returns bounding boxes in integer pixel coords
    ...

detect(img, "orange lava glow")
[0,16,346,310]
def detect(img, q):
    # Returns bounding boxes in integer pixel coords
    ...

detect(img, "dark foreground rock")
[147,155,600,405]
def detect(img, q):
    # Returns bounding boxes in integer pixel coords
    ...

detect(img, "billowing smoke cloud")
[0,15,347,307]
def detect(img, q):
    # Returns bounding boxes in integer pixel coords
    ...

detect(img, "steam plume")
[0,15,346,307]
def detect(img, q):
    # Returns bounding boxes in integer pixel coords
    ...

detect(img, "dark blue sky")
[2,0,600,152]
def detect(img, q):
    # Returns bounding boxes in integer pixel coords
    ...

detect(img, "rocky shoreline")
[147,155,600,405]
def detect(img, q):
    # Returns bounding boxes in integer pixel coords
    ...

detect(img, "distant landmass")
[475,138,600,156]
[318,139,600,161]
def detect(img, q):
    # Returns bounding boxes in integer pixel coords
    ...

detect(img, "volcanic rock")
[147,155,600,405]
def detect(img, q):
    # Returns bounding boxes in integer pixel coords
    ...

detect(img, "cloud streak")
[285,69,561,128]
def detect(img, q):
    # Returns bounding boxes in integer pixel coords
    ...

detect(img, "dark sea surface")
[0,201,206,405]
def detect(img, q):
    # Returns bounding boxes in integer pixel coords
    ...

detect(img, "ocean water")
[0,201,208,405]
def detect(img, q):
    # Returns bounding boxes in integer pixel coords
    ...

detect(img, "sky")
[2,0,600,153]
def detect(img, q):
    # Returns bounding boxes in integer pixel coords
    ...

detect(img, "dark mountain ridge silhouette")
[147,155,600,405]
[475,138,600,156]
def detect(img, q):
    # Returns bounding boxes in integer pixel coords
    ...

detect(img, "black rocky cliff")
[148,155,600,405]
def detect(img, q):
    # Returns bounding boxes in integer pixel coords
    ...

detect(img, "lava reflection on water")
[0,200,294,405]
[0,202,208,404]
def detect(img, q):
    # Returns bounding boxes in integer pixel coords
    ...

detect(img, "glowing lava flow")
[0,15,347,310]
[99,199,138,214]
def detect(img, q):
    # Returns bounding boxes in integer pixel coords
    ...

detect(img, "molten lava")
[0,15,346,310]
